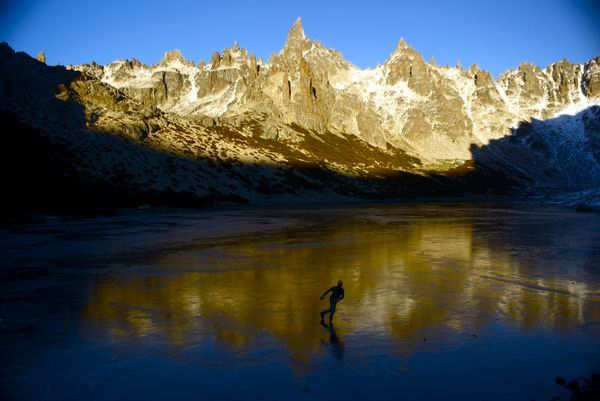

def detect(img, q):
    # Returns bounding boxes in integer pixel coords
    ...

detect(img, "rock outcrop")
[582,56,600,99]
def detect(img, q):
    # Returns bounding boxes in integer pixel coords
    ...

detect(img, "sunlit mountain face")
[81,206,599,367]
[1,19,600,215]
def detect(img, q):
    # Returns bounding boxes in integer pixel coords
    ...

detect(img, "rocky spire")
[582,56,600,99]
[288,17,305,40]
[36,51,46,64]
[395,38,411,51]
[387,38,422,63]
[284,17,308,50]
[160,49,186,65]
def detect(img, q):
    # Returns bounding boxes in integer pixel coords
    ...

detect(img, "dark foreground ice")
[1,204,599,401]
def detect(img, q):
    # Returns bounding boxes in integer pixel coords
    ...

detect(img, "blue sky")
[1,0,599,77]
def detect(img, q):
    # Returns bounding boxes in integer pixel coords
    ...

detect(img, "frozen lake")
[1,204,599,400]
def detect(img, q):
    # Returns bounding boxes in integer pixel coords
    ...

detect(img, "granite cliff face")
[1,19,599,214]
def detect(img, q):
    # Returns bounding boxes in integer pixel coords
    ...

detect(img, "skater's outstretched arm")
[320,287,333,300]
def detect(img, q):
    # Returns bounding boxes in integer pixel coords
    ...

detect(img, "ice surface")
[1,205,599,401]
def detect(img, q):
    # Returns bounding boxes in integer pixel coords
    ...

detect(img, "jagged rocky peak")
[282,17,311,57]
[287,17,306,43]
[206,42,250,70]
[248,53,259,77]
[209,51,221,68]
[387,38,423,63]
[544,59,583,105]
[160,49,191,66]
[74,61,104,80]
[498,62,547,100]
[467,63,481,74]
[384,37,432,94]
[128,58,144,69]
[464,64,494,87]
[583,56,600,99]
[493,58,599,119]
[36,51,46,64]
[518,63,548,94]
[222,42,248,65]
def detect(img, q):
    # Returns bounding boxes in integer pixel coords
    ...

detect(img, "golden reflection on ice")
[83,211,598,361]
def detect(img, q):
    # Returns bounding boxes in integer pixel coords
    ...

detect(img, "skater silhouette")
[320,280,344,323]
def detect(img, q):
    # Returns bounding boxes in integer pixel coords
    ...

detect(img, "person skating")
[320,280,344,323]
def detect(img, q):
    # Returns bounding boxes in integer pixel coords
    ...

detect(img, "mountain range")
[1,18,599,216]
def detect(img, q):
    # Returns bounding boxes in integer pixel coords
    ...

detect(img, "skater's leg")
[328,301,337,323]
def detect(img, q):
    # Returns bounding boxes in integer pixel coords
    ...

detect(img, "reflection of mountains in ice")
[81,206,599,361]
